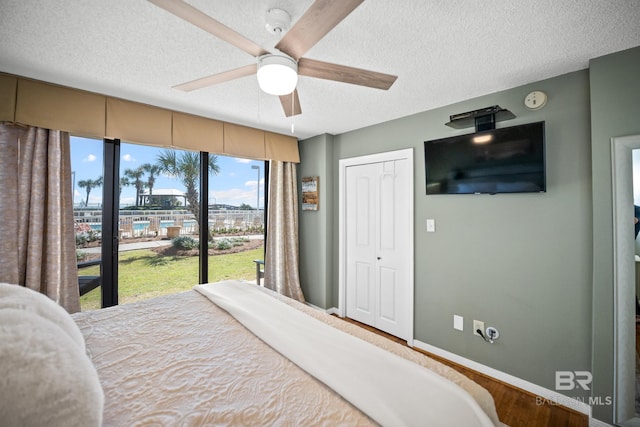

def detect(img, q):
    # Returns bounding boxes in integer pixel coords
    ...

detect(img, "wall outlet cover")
[473,320,484,337]
[454,315,463,331]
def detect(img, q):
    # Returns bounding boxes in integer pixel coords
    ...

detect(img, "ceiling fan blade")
[298,58,397,90]
[279,90,302,117]
[173,64,257,92]
[275,0,364,60]
[148,0,269,57]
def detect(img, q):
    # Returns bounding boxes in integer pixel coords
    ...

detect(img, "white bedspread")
[195,281,498,427]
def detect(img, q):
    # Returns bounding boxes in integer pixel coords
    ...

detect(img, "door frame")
[611,133,640,423]
[338,148,414,346]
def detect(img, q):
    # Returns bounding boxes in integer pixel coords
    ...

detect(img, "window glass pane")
[70,136,104,311]
[208,156,264,284]
[117,143,200,304]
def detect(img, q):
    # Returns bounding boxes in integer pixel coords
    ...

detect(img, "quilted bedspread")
[72,281,503,426]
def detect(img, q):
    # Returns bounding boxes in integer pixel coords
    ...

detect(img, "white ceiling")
[1,0,639,140]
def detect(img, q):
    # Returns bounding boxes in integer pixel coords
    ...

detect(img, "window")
[71,137,266,310]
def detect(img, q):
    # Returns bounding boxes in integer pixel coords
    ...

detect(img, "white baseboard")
[413,339,592,418]
[590,417,614,427]
[325,307,340,316]
[306,303,340,316]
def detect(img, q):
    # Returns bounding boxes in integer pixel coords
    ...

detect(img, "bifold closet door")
[345,159,410,339]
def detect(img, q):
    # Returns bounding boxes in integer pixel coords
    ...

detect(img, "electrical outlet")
[473,320,484,337]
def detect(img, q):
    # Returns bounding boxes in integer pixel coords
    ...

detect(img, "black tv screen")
[424,121,546,194]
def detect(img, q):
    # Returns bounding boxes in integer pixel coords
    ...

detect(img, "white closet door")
[345,162,378,326]
[345,158,411,339]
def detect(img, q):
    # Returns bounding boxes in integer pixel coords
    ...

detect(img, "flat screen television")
[424,121,546,194]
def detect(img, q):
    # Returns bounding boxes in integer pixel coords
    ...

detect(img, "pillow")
[0,285,104,427]
[0,283,85,349]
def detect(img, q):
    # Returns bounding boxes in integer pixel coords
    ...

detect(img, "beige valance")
[224,122,266,159]
[106,98,172,147]
[15,79,107,138]
[266,131,300,163]
[173,112,224,153]
[0,72,299,162]
[0,74,17,122]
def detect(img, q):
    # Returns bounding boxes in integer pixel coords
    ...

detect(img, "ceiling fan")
[148,0,398,117]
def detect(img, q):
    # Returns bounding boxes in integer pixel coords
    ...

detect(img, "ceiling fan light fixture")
[257,54,298,96]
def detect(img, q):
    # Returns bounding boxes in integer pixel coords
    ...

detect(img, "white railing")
[74,209,264,238]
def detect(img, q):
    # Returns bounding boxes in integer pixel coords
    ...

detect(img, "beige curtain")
[264,161,305,302]
[0,123,80,313]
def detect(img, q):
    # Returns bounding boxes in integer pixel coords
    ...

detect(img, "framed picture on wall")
[302,177,319,211]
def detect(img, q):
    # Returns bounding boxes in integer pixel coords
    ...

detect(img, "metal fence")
[74,209,264,238]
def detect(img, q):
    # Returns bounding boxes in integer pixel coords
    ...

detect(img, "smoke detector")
[265,8,291,36]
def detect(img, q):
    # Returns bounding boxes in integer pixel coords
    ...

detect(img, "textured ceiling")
[1,0,639,140]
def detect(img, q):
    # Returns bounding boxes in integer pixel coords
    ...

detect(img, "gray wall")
[298,133,334,307]
[590,46,640,422]
[297,46,640,423]
[301,70,593,397]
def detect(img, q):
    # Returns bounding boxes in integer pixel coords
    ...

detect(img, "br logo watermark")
[555,371,592,391]
[535,371,612,407]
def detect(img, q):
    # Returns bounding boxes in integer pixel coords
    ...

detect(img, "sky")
[70,136,265,209]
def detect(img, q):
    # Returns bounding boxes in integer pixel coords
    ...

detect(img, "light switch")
[454,315,463,331]
[426,219,436,232]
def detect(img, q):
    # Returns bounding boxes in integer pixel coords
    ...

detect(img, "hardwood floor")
[337,317,588,427]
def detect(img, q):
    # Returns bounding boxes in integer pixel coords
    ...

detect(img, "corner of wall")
[298,134,334,309]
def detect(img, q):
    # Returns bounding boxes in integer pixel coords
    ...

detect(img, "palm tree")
[156,150,220,239]
[119,176,131,198]
[77,177,103,207]
[142,163,161,205]
[124,166,146,206]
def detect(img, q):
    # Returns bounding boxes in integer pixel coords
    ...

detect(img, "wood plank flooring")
[337,317,588,427]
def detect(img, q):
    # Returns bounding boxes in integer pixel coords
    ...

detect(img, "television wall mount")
[445,105,515,132]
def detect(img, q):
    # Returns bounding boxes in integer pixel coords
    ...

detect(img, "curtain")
[264,161,305,302]
[0,123,80,313]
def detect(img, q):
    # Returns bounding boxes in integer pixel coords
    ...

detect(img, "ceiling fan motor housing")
[265,9,291,36]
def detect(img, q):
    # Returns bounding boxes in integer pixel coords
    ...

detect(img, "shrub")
[230,237,248,247]
[75,230,101,247]
[76,234,88,246]
[172,236,198,250]
[214,238,232,250]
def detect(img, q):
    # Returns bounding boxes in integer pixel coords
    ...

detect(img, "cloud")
[235,158,252,164]
[122,154,136,162]
[212,188,261,207]
[82,154,97,162]
[245,178,265,187]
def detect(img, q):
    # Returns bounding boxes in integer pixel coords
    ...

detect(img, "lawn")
[79,247,263,310]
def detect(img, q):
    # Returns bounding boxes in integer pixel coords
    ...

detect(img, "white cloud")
[235,158,251,164]
[245,178,265,187]
[122,154,136,162]
[212,188,262,207]
[82,154,97,162]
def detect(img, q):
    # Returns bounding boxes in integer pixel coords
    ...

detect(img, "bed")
[1,281,506,426]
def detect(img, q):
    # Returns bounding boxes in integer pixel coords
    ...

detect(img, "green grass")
[79,247,263,310]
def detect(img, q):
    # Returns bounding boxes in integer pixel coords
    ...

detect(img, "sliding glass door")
[71,136,267,310]
[70,136,104,311]
[116,142,201,304]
